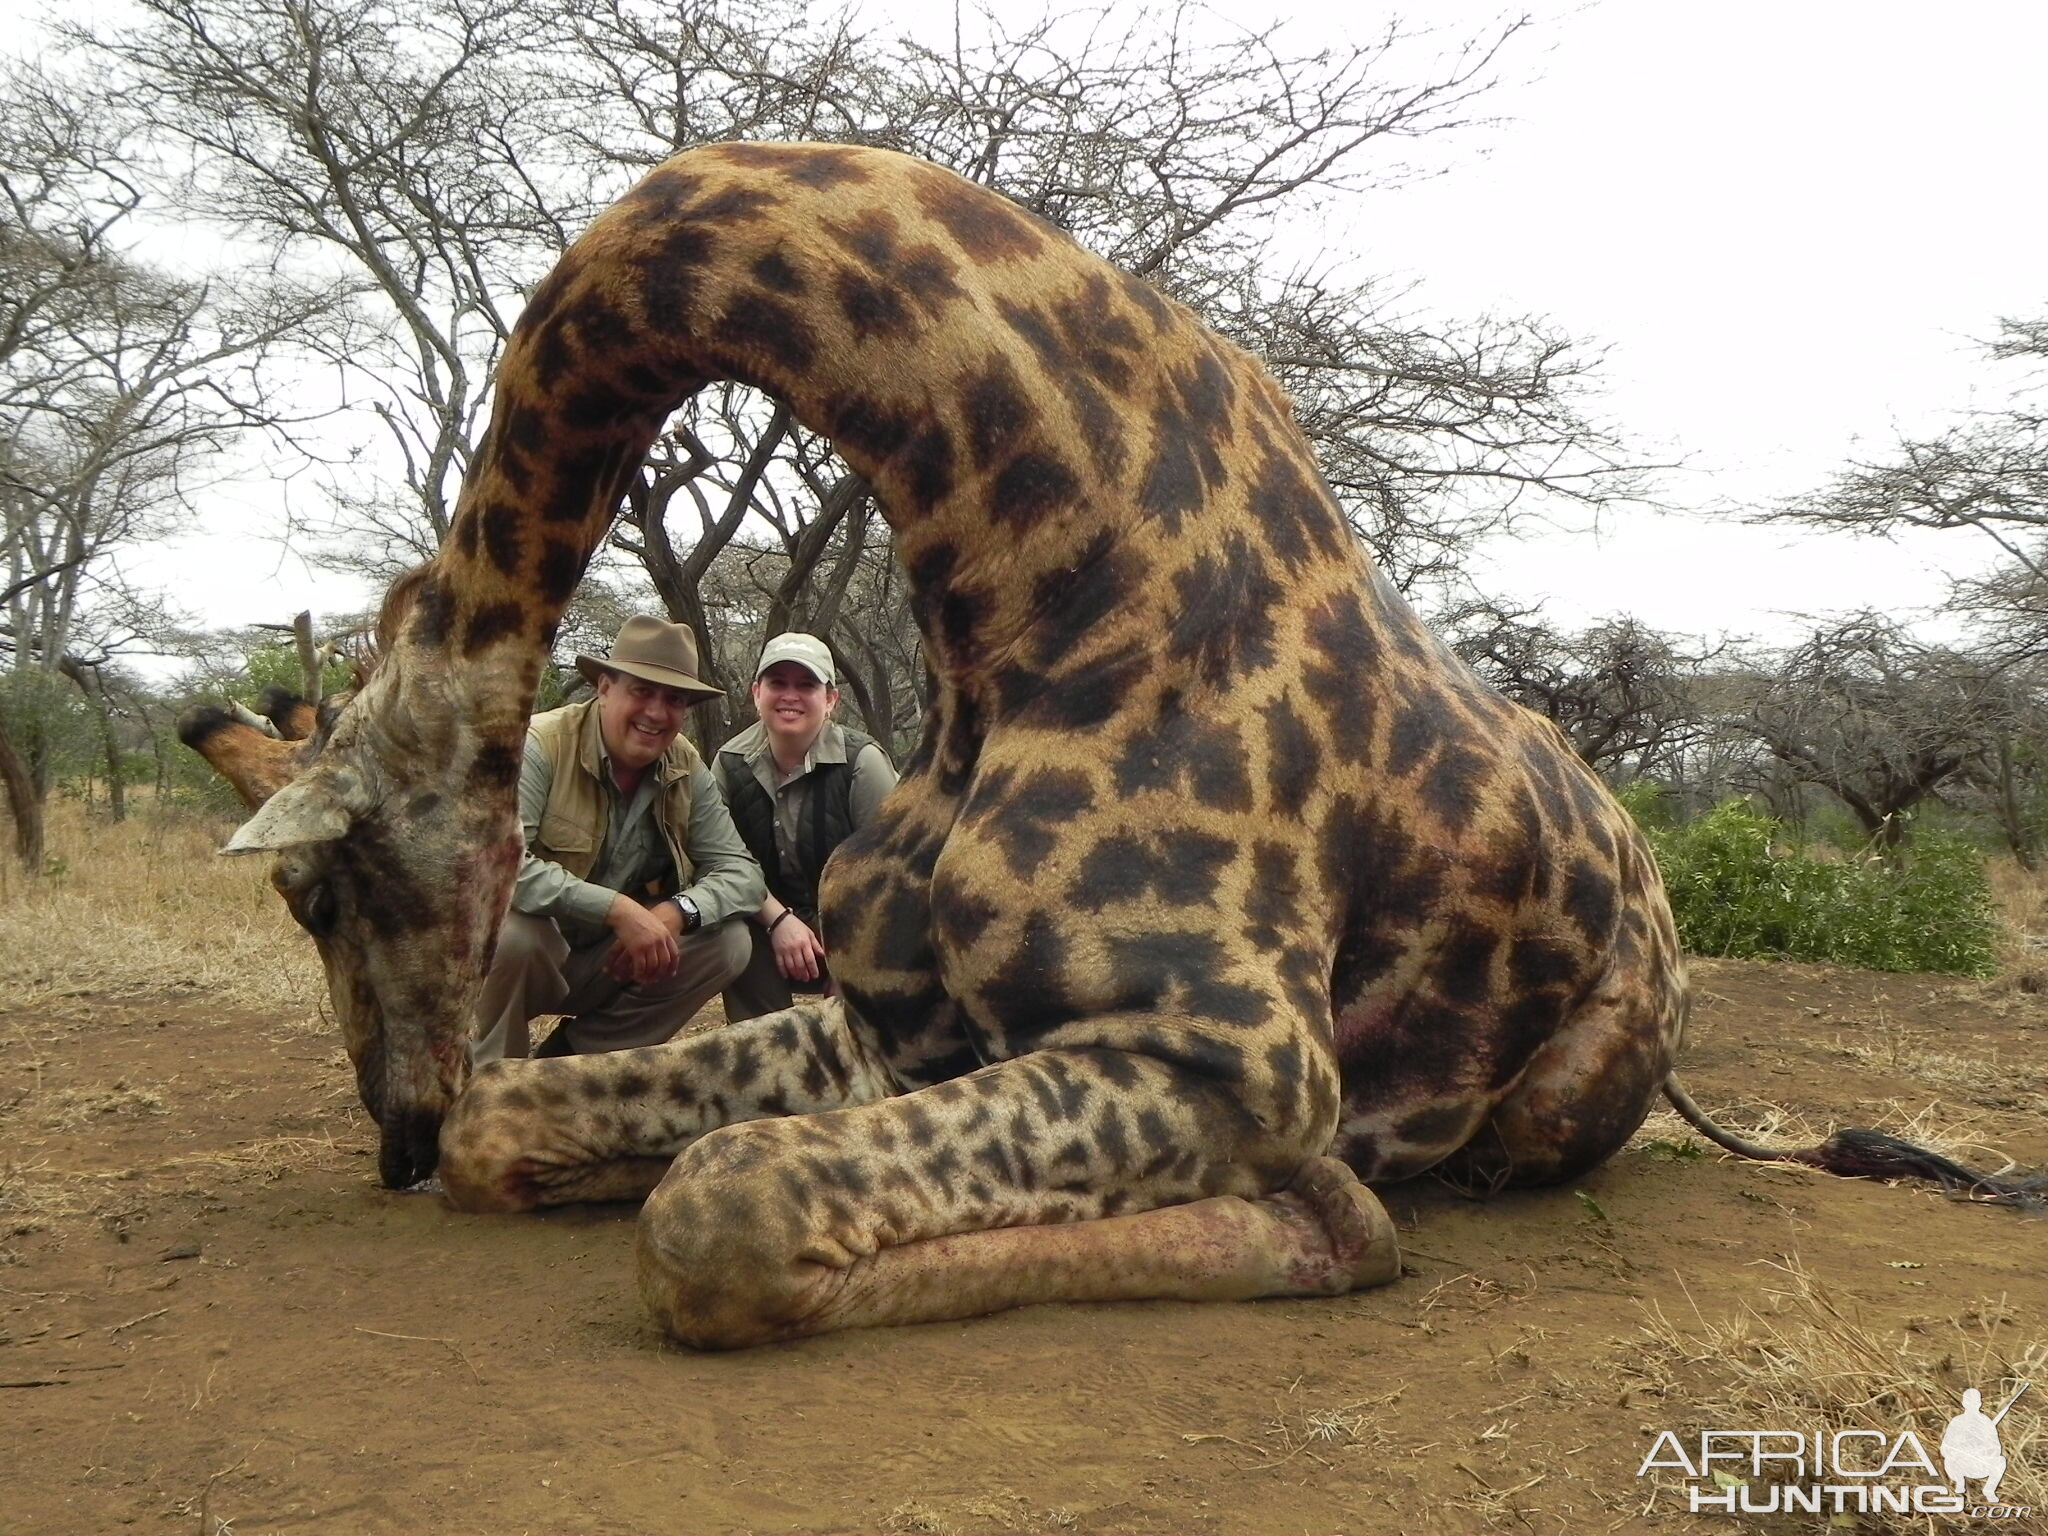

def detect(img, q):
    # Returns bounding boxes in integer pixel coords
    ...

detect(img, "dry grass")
[1628,1253,2044,1532]
[0,796,320,1016]
[1985,854,2048,990]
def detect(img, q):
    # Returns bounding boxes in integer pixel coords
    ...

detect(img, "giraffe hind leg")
[1434,953,1682,1193]
[438,998,897,1212]
[633,1045,1401,1349]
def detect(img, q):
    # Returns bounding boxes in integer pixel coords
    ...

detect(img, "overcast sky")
[122,0,2048,650]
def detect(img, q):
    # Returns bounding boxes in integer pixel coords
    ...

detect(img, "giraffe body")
[234,143,1686,1342]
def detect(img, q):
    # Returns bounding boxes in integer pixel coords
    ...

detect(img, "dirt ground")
[4,958,2045,1536]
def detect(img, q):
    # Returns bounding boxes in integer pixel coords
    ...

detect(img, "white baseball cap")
[755,632,835,686]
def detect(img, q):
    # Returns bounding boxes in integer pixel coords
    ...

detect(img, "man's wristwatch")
[671,894,701,934]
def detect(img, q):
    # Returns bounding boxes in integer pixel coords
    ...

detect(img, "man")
[713,632,897,1021]
[470,616,764,1063]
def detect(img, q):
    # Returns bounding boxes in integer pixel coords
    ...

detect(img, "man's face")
[752,661,836,750]
[595,671,693,772]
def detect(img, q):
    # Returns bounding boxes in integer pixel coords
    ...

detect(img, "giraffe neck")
[417,141,1357,714]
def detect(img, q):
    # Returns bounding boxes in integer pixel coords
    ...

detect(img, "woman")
[713,632,898,1021]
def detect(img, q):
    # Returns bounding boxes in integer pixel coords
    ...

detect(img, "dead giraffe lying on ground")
[222,143,2039,1349]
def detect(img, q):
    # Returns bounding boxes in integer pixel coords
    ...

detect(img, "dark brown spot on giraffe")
[976,912,1082,1039]
[825,208,902,269]
[1508,936,1580,993]
[466,742,522,791]
[1105,932,1268,1027]
[540,446,609,525]
[866,882,934,976]
[930,881,1001,950]
[1069,828,1233,912]
[474,499,523,574]
[902,423,956,508]
[998,298,1074,374]
[1053,274,1141,363]
[743,142,873,190]
[571,298,637,359]
[1260,692,1319,818]
[750,248,806,294]
[717,292,818,374]
[828,392,914,460]
[835,264,914,340]
[1422,742,1493,837]
[641,244,707,332]
[1385,699,1444,780]
[1250,447,1346,568]
[964,356,1037,469]
[974,766,1093,879]
[1166,535,1281,683]
[535,539,584,607]
[1562,858,1619,942]
[530,316,575,391]
[690,183,784,223]
[988,451,1079,530]
[1473,786,1545,905]
[1328,797,1449,939]
[620,167,705,222]
[1119,269,1174,332]
[1025,645,1148,731]
[408,575,456,648]
[1026,529,1134,667]
[1353,996,1478,1101]
[1433,920,1500,1008]
[913,179,1046,262]
[561,377,641,432]
[461,601,525,658]
[1243,840,1300,950]
[1111,707,1253,812]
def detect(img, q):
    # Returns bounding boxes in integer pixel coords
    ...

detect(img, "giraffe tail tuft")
[1661,1076,2048,1211]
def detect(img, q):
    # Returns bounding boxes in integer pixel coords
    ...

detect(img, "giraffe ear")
[222,766,369,853]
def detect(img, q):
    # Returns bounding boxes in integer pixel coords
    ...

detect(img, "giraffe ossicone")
[227,140,2020,1348]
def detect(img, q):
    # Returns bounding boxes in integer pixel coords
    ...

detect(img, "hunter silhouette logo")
[1638,1379,2034,1519]
[1943,1384,2026,1504]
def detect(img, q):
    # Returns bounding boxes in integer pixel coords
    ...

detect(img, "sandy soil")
[4,959,2044,1536]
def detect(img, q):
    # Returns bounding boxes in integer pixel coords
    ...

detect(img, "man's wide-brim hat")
[574,616,724,701]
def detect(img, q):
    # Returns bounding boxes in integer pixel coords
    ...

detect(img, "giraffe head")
[222,583,531,1189]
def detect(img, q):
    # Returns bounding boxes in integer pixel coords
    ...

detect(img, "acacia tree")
[0,59,323,867]
[1773,316,2048,660]
[1733,615,2013,851]
[1445,601,1707,780]
[66,0,1653,757]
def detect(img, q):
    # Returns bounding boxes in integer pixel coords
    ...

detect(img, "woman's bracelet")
[765,909,793,934]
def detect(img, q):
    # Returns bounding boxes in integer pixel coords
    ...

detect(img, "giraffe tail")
[1660,1076,2048,1211]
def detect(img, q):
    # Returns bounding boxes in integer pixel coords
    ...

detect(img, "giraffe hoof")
[1287,1155,1402,1293]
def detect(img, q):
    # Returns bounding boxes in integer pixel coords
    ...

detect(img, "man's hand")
[770,911,828,983]
[604,893,680,984]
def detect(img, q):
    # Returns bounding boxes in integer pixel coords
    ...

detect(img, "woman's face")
[752,660,837,752]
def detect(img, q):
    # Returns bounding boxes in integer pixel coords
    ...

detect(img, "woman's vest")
[718,725,876,917]
[527,698,700,895]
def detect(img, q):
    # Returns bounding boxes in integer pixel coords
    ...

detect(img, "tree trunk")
[0,714,46,874]
[1994,736,2037,870]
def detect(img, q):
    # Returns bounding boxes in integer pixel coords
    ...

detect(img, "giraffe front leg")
[438,999,898,1212]
[634,1048,1401,1348]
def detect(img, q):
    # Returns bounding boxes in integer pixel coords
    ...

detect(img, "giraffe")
[224,142,2024,1350]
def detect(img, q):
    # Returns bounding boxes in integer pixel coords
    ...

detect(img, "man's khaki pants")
[470,909,751,1065]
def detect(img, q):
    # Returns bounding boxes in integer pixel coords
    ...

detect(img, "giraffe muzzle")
[378,1104,444,1189]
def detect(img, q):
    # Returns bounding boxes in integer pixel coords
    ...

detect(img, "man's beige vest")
[527,698,700,895]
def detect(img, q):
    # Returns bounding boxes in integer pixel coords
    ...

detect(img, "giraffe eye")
[298,882,339,938]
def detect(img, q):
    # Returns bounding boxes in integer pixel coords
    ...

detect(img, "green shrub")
[1632,797,1997,977]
